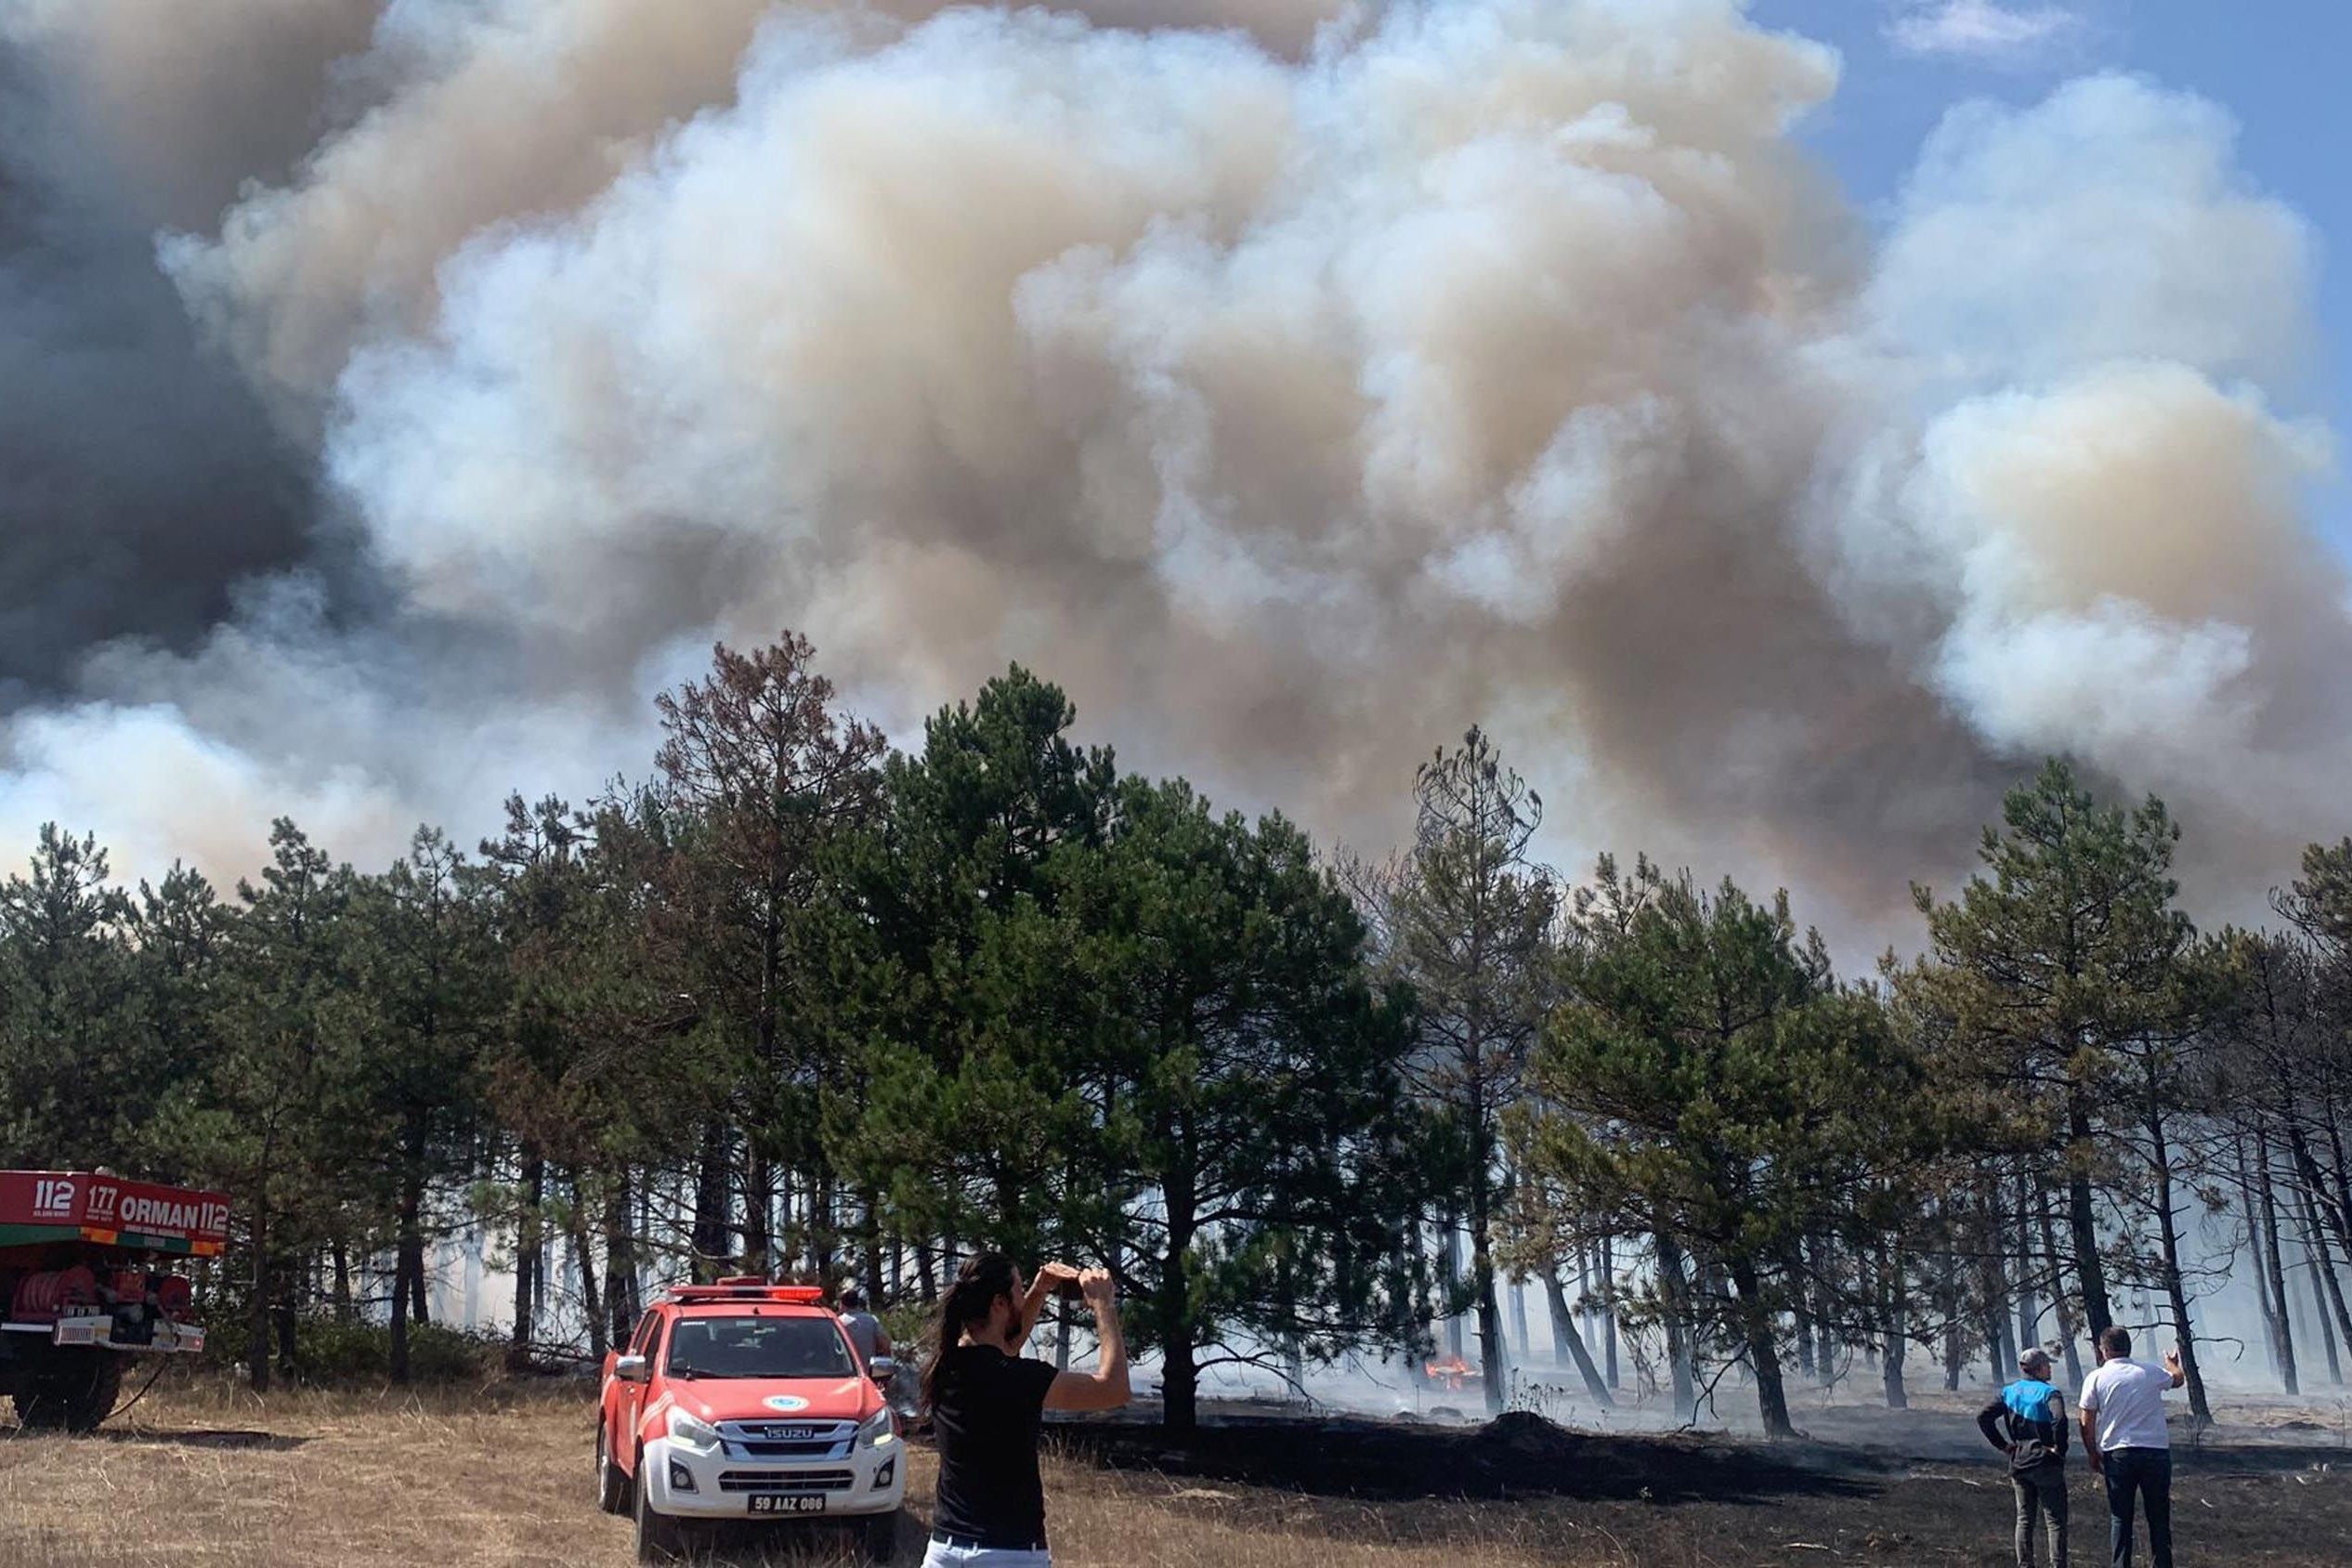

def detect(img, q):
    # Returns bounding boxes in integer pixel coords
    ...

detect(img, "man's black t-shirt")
[930,1343,1060,1548]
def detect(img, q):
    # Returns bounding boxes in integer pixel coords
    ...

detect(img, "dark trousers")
[2012,1465,2069,1568]
[2101,1447,2172,1568]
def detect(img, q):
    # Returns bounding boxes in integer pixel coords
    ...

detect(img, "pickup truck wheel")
[595,1424,630,1515]
[633,1450,684,1562]
[13,1353,122,1434]
[860,1509,903,1564]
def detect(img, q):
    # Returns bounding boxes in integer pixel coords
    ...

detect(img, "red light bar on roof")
[662,1280,829,1305]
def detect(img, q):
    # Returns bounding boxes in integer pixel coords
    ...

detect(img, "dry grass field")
[4,1379,2352,1567]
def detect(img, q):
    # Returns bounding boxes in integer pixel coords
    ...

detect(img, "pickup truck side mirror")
[613,1353,651,1385]
[868,1355,898,1384]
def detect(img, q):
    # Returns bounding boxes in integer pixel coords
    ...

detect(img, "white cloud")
[1887,1,2083,62]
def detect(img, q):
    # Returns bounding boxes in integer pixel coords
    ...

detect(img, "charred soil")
[3,1384,2351,1565]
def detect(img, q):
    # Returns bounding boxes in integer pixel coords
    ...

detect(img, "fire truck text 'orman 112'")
[0,1170,226,1431]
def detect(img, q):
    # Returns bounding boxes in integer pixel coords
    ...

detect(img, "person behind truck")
[921,1252,1128,1566]
[1978,1346,2071,1568]
[839,1285,892,1364]
[2078,1326,2186,1568]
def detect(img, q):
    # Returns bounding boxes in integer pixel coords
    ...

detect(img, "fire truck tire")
[860,1509,904,1564]
[633,1450,684,1562]
[595,1424,630,1515]
[12,1353,122,1434]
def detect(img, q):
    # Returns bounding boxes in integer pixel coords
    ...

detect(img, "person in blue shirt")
[1978,1346,2071,1568]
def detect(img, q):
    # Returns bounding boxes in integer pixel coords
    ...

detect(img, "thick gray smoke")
[0,0,362,706]
[1,0,2344,946]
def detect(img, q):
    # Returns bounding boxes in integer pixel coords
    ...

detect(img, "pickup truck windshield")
[666,1315,856,1379]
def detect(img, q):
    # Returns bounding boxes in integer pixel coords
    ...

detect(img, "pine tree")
[1523,857,1931,1438]
[0,826,150,1167]
[1351,728,1557,1412]
[1058,778,1434,1432]
[1902,760,2209,1397]
[345,827,502,1380]
[653,634,884,1277]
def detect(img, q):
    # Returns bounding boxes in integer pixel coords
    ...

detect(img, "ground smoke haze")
[1,0,2343,943]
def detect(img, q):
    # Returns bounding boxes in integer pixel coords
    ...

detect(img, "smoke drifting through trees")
[1,1,2345,947]
[8,635,2352,1441]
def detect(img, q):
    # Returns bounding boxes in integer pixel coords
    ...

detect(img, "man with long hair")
[921,1252,1128,1566]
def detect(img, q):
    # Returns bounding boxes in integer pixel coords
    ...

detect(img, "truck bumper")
[640,1434,906,1520]
[2,1314,203,1353]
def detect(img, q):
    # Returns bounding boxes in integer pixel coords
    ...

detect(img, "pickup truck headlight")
[856,1406,898,1450]
[667,1407,722,1452]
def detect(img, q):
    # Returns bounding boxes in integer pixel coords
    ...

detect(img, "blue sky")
[1752,0,2349,533]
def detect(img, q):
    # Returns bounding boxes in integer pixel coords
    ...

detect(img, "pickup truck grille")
[717,1470,855,1494]
[717,1418,854,1460]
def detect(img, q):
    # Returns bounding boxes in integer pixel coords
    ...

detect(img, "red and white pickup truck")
[0,1169,225,1431]
[597,1278,906,1563]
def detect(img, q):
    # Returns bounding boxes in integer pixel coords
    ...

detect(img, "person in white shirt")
[838,1286,892,1364]
[2076,1326,2185,1568]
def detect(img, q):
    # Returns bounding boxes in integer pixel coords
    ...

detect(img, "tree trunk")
[1159,1160,1198,1435]
[1470,1205,1505,1415]
[1599,1235,1619,1387]
[1979,1185,2015,1379]
[511,1149,544,1371]
[1881,1248,1908,1410]
[1543,1268,1573,1370]
[1541,1270,1614,1407]
[2014,1175,2039,1363]
[2035,1176,2084,1385]
[602,1169,640,1350]
[1441,1215,1465,1361]
[914,1238,938,1305]
[1655,1231,1695,1419]
[692,1122,732,1281]
[2067,1094,2114,1339]
[404,1235,431,1322]
[2148,1110,2212,1426]
[1729,1258,1795,1439]
[742,1144,773,1277]
[272,1263,298,1378]
[2255,1134,2298,1392]
[568,1172,607,1361]
[2303,1207,2345,1385]
[1938,1246,1964,1392]
[2286,1122,2352,1261]
[2296,1180,2352,1380]
[391,1176,425,1384]
[1790,1245,1817,1381]
[806,1169,837,1283]
[247,1169,273,1393]
[399,1188,430,1324]
[1810,1236,1836,1390]
[861,1183,885,1301]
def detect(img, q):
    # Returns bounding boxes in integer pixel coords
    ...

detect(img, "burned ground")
[4,1382,2351,1565]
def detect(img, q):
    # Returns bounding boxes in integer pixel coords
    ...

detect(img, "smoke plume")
[2,0,2343,946]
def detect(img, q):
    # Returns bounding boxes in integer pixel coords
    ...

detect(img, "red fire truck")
[0,1170,226,1431]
